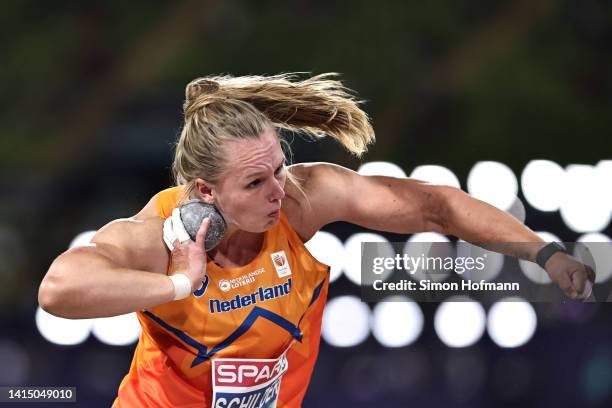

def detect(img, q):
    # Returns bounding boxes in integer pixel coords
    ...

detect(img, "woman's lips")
[268,209,280,217]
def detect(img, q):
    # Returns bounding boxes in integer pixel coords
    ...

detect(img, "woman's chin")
[238,221,277,233]
[259,217,280,231]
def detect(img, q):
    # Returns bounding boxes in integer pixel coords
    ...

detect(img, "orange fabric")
[113,186,330,408]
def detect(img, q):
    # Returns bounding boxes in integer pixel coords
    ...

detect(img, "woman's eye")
[247,179,261,189]
[275,166,283,175]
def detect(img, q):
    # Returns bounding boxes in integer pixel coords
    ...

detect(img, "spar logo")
[270,250,291,278]
[215,357,287,386]
[212,354,289,408]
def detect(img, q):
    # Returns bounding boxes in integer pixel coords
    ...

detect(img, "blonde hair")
[172,73,375,200]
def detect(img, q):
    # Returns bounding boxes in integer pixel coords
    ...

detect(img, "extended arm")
[293,162,594,299]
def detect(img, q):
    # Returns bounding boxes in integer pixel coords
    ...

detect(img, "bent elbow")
[38,273,64,316]
[38,262,74,318]
[424,185,461,235]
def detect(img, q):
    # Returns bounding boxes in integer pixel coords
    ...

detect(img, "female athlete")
[39,73,594,407]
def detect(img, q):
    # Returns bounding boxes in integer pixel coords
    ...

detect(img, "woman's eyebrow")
[242,159,285,179]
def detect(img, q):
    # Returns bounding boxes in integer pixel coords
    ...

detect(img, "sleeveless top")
[112,186,330,408]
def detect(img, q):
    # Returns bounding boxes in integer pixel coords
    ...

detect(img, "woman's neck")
[207,226,264,268]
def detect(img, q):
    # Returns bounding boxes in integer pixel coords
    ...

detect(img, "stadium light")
[322,296,371,347]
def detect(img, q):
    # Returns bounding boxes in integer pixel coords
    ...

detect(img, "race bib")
[211,352,288,408]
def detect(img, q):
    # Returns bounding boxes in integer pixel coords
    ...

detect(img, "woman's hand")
[545,252,595,300]
[163,208,211,291]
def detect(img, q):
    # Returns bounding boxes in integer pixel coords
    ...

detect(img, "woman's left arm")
[298,162,594,299]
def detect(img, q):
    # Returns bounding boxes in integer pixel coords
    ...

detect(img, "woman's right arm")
[38,216,177,319]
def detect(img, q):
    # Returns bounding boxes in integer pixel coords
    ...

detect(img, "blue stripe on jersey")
[143,276,327,367]
[142,310,209,364]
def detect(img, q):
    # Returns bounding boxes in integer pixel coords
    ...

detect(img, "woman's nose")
[269,178,285,202]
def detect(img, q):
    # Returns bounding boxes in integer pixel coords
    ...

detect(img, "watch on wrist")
[535,242,567,269]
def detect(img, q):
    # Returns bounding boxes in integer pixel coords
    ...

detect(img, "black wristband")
[535,242,567,269]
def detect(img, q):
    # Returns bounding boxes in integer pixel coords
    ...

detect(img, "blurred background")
[1,0,612,406]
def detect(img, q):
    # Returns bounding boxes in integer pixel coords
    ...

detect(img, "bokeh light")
[92,313,141,346]
[434,298,486,348]
[357,161,406,178]
[409,165,461,188]
[305,230,345,283]
[560,164,611,233]
[371,297,424,347]
[322,296,370,347]
[518,231,564,284]
[36,306,92,346]
[467,161,518,211]
[576,233,612,284]
[404,232,453,283]
[343,233,394,285]
[520,160,565,211]
[69,230,97,249]
[487,298,537,348]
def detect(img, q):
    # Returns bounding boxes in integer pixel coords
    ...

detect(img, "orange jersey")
[112,187,330,408]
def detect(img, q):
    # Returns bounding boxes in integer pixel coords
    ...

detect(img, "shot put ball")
[179,199,226,250]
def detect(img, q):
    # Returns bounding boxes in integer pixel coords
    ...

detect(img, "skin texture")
[199,128,287,233]
[38,130,595,319]
[193,128,287,268]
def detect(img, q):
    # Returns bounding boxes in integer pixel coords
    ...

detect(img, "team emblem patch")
[270,250,291,278]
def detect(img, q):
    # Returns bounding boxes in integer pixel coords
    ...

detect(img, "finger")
[570,269,588,298]
[163,217,176,250]
[575,265,594,299]
[581,280,594,300]
[195,217,211,248]
[172,208,191,243]
[172,238,181,250]
[585,265,596,283]
[557,273,578,299]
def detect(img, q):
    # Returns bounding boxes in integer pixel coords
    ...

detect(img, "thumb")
[195,217,211,249]
[571,267,591,299]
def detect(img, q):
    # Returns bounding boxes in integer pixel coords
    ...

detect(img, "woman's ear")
[195,178,215,204]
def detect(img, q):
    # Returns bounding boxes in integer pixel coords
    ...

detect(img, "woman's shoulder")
[92,215,168,274]
[282,162,342,242]
[134,187,185,220]
[88,191,172,274]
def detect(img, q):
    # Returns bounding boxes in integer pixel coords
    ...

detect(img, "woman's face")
[198,128,287,233]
